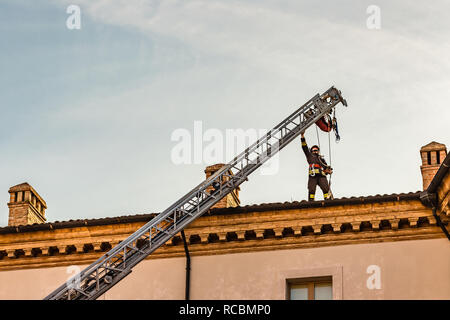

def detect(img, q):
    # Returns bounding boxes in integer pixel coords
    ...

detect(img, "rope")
[328,128,334,199]
[315,125,321,150]
[315,116,334,200]
[328,128,332,168]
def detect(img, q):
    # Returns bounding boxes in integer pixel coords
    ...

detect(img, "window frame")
[286,276,333,300]
[280,266,343,300]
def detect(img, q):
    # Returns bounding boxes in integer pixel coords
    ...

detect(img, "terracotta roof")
[210,191,422,215]
[0,191,422,235]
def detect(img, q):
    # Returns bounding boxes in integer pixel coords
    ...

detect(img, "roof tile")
[0,192,422,235]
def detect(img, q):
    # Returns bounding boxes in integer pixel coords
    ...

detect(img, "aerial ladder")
[44,86,347,300]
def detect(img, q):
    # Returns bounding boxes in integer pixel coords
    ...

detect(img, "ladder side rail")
[71,193,229,299]
[46,118,294,299]
[51,93,336,300]
[272,94,319,130]
[77,99,337,299]
[194,93,321,189]
[45,87,344,300]
[80,177,260,299]
[46,187,216,299]
[47,97,331,300]
[83,107,336,297]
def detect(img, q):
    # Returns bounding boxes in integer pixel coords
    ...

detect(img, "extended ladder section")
[44,86,347,300]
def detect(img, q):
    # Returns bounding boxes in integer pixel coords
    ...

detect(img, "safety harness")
[308,163,325,176]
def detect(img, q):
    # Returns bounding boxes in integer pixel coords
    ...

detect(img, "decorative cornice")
[0,192,423,235]
[0,197,446,271]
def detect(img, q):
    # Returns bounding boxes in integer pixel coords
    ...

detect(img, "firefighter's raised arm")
[300,132,310,157]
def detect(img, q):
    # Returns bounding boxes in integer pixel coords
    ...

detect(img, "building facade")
[0,143,449,300]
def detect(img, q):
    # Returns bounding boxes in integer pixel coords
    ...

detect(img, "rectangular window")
[287,276,332,300]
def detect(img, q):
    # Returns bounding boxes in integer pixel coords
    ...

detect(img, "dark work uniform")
[301,137,331,201]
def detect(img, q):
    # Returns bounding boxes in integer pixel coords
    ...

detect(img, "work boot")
[308,194,315,202]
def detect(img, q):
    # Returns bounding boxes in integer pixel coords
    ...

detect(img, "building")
[0,142,449,300]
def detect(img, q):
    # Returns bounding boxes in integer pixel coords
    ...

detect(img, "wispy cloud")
[1,0,449,224]
[55,0,450,82]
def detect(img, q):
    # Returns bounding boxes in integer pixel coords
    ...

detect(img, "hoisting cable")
[315,125,321,150]
[316,116,334,200]
[327,128,334,199]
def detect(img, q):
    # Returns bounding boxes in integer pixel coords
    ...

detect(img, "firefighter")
[300,132,333,201]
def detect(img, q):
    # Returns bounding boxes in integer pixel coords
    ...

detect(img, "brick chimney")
[205,164,240,209]
[420,142,447,190]
[7,182,47,226]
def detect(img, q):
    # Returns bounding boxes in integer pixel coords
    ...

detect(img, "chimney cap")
[420,141,447,152]
[8,182,47,208]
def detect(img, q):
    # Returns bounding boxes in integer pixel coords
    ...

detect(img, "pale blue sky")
[1,0,449,225]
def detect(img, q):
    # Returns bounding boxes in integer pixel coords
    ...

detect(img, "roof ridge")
[0,191,422,234]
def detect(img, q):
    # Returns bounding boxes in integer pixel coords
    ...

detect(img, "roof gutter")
[420,152,450,240]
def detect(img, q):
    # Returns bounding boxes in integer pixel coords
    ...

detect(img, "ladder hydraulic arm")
[44,86,347,300]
